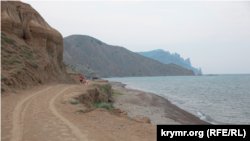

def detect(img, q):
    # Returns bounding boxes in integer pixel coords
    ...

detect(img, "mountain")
[138,49,202,75]
[63,35,195,77]
[1,1,74,93]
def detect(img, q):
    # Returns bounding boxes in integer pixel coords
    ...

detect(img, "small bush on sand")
[99,103,111,111]
[93,102,112,111]
[75,110,83,113]
[69,99,80,105]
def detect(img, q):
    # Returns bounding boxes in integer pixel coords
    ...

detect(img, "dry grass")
[2,57,22,65]
[112,89,124,95]
[19,50,33,60]
[1,46,17,54]
[1,32,6,36]
[1,74,7,81]
[26,61,38,68]
[0,39,4,45]
[66,70,79,74]
[1,36,15,45]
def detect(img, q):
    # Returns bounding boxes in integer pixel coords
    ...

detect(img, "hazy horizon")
[22,0,250,74]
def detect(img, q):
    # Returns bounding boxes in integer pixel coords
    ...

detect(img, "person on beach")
[79,75,84,85]
[83,77,86,85]
[86,79,89,85]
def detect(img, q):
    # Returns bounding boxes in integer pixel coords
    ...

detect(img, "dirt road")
[1,83,156,141]
[2,84,88,141]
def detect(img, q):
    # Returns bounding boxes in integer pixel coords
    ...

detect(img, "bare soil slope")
[63,35,195,77]
[1,1,74,93]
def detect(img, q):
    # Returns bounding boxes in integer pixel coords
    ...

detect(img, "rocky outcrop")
[1,1,63,55]
[133,115,151,124]
[138,49,203,75]
[77,84,112,108]
[1,1,74,93]
[112,108,128,117]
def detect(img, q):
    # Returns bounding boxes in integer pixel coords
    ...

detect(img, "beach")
[110,81,211,125]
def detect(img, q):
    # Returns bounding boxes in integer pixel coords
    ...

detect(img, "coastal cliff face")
[63,35,195,77]
[138,49,202,75]
[1,1,74,93]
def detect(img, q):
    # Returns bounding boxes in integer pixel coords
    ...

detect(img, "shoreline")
[110,81,211,125]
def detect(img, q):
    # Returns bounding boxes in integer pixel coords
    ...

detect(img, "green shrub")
[2,57,22,65]
[99,103,111,111]
[93,102,112,111]
[93,84,111,94]
[1,75,7,81]
[69,99,80,105]
[110,103,115,109]
[92,102,100,109]
[2,66,12,70]
[37,54,42,58]
[1,32,6,36]
[10,72,16,77]
[75,110,83,113]
[30,61,38,68]
[1,36,15,45]
[1,46,17,54]
[19,50,33,60]
[1,40,4,45]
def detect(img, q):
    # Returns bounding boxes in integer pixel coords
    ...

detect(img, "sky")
[22,0,250,74]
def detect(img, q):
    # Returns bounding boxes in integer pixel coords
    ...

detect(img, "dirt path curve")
[6,84,88,141]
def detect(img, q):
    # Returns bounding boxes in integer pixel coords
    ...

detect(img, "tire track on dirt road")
[49,85,89,141]
[10,85,61,141]
[10,84,89,141]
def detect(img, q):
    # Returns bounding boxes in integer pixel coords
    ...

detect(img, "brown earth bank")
[1,1,74,94]
[1,80,157,141]
[110,81,211,125]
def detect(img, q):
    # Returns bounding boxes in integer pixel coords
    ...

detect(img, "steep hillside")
[1,1,74,93]
[138,49,202,75]
[63,35,194,77]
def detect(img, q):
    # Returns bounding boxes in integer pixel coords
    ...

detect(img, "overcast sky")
[22,0,250,74]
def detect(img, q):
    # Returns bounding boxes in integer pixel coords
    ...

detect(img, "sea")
[103,74,250,124]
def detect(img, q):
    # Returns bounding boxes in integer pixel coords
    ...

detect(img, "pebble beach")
[110,81,211,125]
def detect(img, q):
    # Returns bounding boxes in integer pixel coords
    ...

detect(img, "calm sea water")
[103,74,250,124]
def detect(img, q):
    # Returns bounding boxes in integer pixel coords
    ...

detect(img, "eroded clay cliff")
[1,1,74,93]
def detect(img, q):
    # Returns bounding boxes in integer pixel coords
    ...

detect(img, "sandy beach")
[110,81,211,125]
